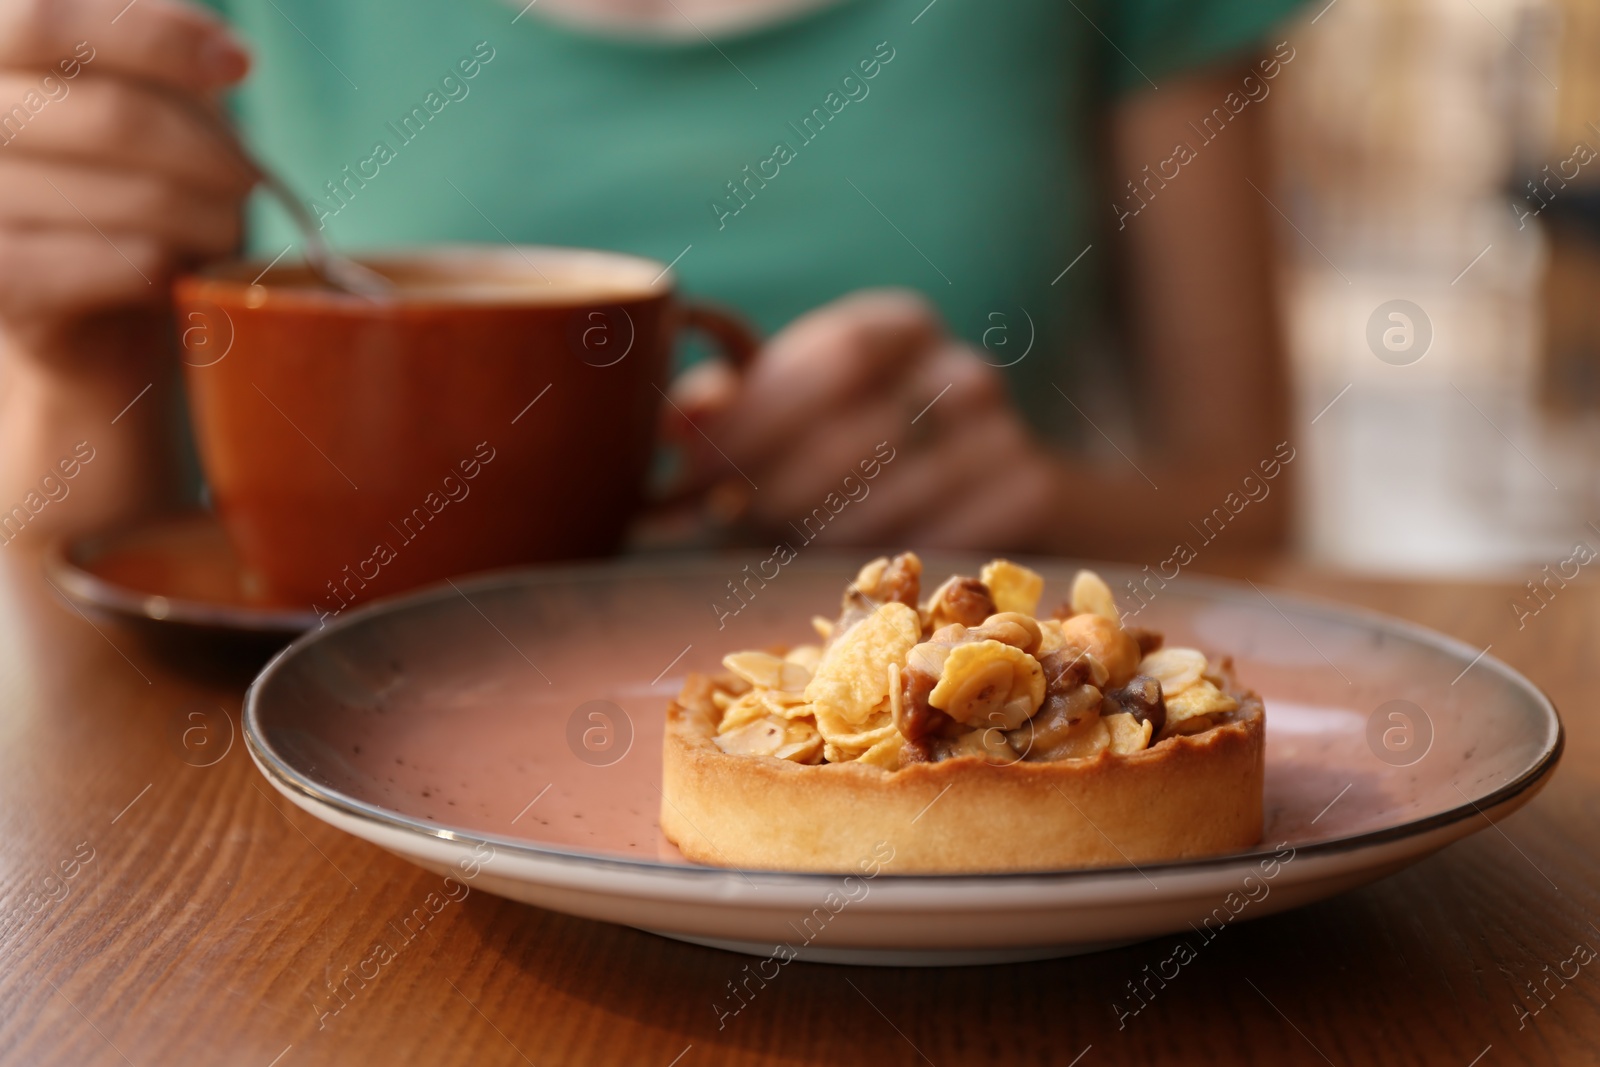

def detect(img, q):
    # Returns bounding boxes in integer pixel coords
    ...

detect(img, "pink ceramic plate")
[243,555,1561,965]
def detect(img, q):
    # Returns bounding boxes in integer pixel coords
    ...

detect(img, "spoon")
[186,99,394,300]
[248,166,395,300]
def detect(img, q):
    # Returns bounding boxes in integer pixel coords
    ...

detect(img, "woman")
[0,0,1298,559]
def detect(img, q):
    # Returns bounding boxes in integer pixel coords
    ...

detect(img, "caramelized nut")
[845,551,922,608]
[925,576,997,630]
[832,553,921,644]
[1127,627,1164,657]
[899,735,963,763]
[1015,682,1105,760]
[1037,647,1107,691]
[1057,613,1141,687]
[894,649,951,741]
[1101,674,1165,737]
[876,552,922,607]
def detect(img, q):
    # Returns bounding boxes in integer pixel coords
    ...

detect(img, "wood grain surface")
[0,547,1594,1067]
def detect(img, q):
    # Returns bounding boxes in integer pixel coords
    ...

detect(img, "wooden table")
[0,546,1594,1067]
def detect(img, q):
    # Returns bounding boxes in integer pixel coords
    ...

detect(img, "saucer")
[242,554,1562,965]
[45,512,317,636]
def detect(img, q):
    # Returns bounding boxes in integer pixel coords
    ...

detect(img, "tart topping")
[1068,568,1119,621]
[929,641,1045,731]
[805,601,921,728]
[968,611,1043,655]
[1102,675,1166,737]
[980,559,1045,616]
[1057,612,1141,687]
[1137,647,1208,694]
[722,650,811,692]
[1105,712,1155,755]
[892,649,952,741]
[706,553,1244,770]
[924,575,997,630]
[849,552,923,609]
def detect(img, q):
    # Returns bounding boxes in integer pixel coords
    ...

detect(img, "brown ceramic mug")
[174,245,756,621]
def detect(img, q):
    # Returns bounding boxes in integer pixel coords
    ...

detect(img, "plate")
[45,512,317,636]
[243,554,1562,965]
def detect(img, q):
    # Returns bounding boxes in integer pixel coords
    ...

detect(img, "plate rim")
[242,553,1565,888]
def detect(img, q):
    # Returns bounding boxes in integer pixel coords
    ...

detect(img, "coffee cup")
[174,244,755,621]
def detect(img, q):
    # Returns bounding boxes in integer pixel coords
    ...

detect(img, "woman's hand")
[0,0,252,541]
[670,289,1058,550]
[0,0,251,361]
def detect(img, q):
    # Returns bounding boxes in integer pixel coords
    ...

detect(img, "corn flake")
[981,559,1044,616]
[1165,680,1238,722]
[853,732,905,769]
[928,640,1044,729]
[822,718,900,763]
[804,601,921,730]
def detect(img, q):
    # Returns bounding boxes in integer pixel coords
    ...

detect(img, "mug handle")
[648,301,761,514]
[679,300,761,371]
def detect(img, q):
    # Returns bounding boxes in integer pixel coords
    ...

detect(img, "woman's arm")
[1042,60,1294,559]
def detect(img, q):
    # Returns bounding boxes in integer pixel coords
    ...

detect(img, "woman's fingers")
[910,422,1056,549]
[0,226,169,323]
[0,73,254,194]
[0,0,252,348]
[0,156,242,253]
[741,343,1002,523]
[662,289,1058,553]
[713,288,944,469]
[0,0,248,93]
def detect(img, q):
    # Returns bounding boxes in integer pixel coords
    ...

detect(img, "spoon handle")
[180,95,394,300]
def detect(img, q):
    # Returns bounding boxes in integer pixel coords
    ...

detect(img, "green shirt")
[203,0,1301,424]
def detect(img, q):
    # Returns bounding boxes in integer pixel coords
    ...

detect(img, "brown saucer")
[45,512,317,636]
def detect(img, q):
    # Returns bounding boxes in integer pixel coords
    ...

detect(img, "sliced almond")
[713,717,785,755]
[1070,569,1119,621]
[1104,711,1154,755]
[723,650,811,692]
[1137,647,1208,694]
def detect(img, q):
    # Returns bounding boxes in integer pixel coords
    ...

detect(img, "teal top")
[202,0,1301,425]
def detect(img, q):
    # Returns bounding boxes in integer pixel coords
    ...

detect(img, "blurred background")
[1271,0,1599,575]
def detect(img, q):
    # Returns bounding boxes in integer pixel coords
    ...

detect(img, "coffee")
[248,248,665,305]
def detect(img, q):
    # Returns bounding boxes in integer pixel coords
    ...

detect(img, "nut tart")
[661,554,1265,873]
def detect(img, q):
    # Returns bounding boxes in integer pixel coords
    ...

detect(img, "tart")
[660,554,1264,873]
